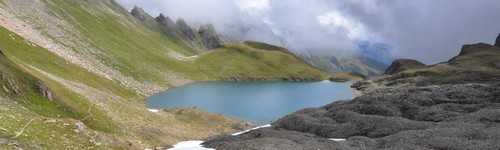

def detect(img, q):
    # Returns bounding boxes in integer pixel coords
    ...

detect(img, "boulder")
[36,81,54,101]
[384,59,426,75]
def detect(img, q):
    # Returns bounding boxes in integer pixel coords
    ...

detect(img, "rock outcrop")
[198,24,222,49]
[495,33,500,47]
[130,6,150,22]
[204,37,500,150]
[130,8,223,50]
[155,14,177,36]
[384,59,426,75]
[36,81,54,101]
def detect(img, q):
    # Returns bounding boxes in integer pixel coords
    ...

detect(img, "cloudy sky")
[117,0,500,64]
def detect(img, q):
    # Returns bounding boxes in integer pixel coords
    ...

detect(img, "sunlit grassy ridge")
[194,44,325,80]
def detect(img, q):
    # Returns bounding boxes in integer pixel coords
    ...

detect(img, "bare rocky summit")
[495,33,500,47]
[130,6,151,22]
[131,7,223,50]
[384,59,426,75]
[199,24,223,49]
[204,37,500,150]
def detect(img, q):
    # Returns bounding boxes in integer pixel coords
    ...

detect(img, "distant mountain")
[299,53,389,77]
[357,41,394,65]
[215,18,392,77]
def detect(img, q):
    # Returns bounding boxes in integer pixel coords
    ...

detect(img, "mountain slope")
[0,0,325,149]
[301,54,388,77]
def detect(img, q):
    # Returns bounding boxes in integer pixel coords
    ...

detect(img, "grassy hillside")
[193,44,325,81]
[0,26,241,149]
[0,0,326,149]
[0,0,325,94]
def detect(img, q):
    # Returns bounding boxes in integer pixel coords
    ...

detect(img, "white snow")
[232,124,272,136]
[329,138,346,142]
[320,80,331,83]
[148,109,160,113]
[167,141,214,150]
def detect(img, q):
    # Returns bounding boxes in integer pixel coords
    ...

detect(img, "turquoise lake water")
[147,81,354,124]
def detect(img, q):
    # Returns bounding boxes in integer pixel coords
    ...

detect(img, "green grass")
[40,0,326,85]
[193,44,327,80]
[0,27,118,133]
[0,52,72,118]
[244,41,287,51]
[44,0,199,85]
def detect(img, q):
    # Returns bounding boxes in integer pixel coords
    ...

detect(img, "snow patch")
[148,109,160,113]
[167,141,214,150]
[329,138,346,142]
[320,80,331,83]
[232,124,271,136]
[168,124,272,150]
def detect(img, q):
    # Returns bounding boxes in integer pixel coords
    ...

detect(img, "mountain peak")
[130,6,149,21]
[495,33,500,47]
[199,24,222,49]
[384,59,426,75]
[458,43,495,56]
[155,14,176,28]
[175,18,197,41]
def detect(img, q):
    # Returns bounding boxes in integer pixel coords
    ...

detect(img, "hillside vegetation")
[0,0,325,149]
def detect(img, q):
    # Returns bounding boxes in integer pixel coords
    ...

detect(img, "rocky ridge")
[204,36,500,150]
[384,59,427,75]
[131,6,223,51]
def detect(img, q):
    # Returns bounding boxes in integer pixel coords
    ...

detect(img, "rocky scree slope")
[0,0,325,149]
[204,36,500,150]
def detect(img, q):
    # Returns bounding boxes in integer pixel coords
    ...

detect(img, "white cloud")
[317,11,367,40]
[236,0,271,12]
[117,0,500,63]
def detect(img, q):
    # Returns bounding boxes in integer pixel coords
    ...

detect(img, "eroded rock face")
[495,34,500,47]
[130,6,149,22]
[155,14,177,35]
[131,9,223,50]
[384,59,426,75]
[36,81,54,101]
[198,24,222,49]
[176,19,197,41]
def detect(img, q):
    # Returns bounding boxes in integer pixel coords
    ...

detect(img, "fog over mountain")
[117,0,500,64]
